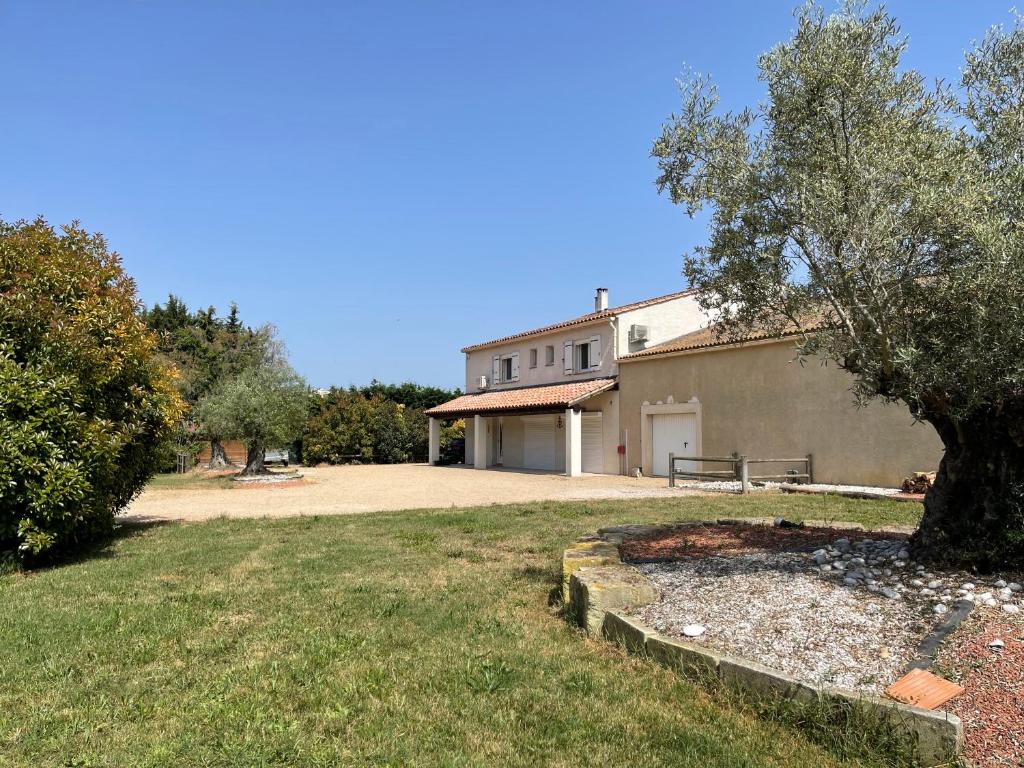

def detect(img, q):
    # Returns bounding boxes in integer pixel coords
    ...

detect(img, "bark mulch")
[935,610,1024,767]
[619,523,906,563]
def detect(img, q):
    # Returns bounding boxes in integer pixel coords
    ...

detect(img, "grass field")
[0,493,921,767]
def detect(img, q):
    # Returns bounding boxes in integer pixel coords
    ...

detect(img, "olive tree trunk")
[207,437,229,469]
[241,441,267,476]
[911,407,1024,571]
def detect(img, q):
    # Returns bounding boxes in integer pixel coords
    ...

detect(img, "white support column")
[428,417,441,465]
[473,415,488,469]
[565,408,582,477]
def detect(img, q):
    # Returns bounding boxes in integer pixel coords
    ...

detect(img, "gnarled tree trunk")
[207,437,229,469]
[241,441,266,476]
[911,406,1024,571]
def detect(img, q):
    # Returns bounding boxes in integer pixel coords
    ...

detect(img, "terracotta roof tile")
[425,378,617,418]
[620,321,816,361]
[461,290,694,353]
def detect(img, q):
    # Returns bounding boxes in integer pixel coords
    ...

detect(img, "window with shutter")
[589,335,601,370]
[492,355,500,384]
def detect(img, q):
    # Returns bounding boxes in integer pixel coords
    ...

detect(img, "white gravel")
[634,552,930,693]
[789,483,902,497]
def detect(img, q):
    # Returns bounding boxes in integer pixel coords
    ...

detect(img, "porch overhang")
[425,378,617,420]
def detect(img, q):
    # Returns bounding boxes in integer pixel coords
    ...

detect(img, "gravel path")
[126,464,699,521]
[635,552,927,692]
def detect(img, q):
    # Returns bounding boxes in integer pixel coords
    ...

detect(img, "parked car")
[264,448,290,466]
[437,438,465,465]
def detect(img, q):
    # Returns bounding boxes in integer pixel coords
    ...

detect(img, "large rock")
[561,540,621,602]
[568,566,657,636]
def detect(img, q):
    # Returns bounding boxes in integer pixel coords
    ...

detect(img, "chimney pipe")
[595,287,608,312]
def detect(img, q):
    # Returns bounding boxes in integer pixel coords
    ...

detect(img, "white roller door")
[652,413,698,477]
[523,416,557,471]
[581,413,603,473]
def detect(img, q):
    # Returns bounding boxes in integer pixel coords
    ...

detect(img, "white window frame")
[493,352,520,383]
[569,335,601,374]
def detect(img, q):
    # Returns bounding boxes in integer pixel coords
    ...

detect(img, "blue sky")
[1,1,1012,389]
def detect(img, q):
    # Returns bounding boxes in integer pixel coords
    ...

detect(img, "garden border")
[563,520,963,767]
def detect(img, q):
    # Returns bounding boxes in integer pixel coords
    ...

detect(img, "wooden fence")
[668,453,813,494]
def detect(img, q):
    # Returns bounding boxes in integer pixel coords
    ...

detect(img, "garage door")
[652,413,698,477]
[523,416,557,471]
[581,413,603,473]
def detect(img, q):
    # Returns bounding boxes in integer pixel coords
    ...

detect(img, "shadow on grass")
[4,517,176,575]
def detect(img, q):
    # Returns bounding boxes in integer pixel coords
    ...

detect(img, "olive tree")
[0,218,183,562]
[196,357,308,476]
[653,4,1024,568]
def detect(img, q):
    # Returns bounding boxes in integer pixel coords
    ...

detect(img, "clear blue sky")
[1,1,1012,389]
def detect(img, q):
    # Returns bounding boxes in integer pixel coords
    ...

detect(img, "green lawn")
[0,494,921,767]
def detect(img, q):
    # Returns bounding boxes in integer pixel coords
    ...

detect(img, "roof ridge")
[460,289,695,353]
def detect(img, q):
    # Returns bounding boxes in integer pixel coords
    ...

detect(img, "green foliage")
[142,296,273,409]
[0,218,183,561]
[303,383,460,465]
[653,3,1024,422]
[195,358,308,466]
[653,3,1024,564]
[356,380,461,411]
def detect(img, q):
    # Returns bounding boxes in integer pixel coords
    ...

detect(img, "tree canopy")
[196,356,308,475]
[653,3,1024,567]
[0,218,183,561]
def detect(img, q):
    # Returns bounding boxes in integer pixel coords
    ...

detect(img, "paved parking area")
[126,464,694,522]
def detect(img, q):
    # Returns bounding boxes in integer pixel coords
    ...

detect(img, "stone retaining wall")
[563,521,963,767]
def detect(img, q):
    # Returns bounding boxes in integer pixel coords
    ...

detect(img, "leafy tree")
[142,295,273,467]
[653,4,1024,568]
[302,385,453,465]
[0,218,183,562]
[357,380,462,411]
[196,358,309,475]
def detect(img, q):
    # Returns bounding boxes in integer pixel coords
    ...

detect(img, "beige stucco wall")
[618,341,944,487]
[464,324,617,392]
[462,294,707,393]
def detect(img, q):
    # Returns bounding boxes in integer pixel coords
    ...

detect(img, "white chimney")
[595,287,609,312]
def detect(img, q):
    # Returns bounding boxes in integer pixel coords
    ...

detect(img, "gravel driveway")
[126,464,694,522]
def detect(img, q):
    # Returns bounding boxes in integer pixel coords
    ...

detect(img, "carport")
[425,378,617,476]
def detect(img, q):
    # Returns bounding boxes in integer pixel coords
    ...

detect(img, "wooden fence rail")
[668,453,814,494]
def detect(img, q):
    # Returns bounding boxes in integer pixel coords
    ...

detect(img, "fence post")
[739,455,749,494]
[806,453,814,484]
[668,452,675,487]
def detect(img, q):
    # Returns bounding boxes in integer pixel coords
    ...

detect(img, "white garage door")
[652,413,698,477]
[581,413,603,473]
[523,416,557,471]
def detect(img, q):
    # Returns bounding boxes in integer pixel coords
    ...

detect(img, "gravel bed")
[674,479,781,493]
[627,526,1024,694]
[791,483,902,496]
[635,552,926,692]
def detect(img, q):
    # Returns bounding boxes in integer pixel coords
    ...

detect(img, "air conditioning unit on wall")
[476,375,489,390]
[628,324,649,344]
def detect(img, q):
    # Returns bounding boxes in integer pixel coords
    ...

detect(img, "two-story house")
[427,286,945,486]
[425,288,704,475]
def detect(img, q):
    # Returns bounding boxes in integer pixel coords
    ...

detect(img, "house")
[425,287,943,487]
[424,288,702,475]
[616,325,943,487]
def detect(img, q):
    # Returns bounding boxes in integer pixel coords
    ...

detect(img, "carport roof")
[425,378,617,418]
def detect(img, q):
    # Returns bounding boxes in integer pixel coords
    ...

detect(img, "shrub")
[0,218,183,562]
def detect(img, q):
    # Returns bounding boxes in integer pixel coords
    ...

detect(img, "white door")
[523,416,557,471]
[652,413,698,477]
[581,413,603,473]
